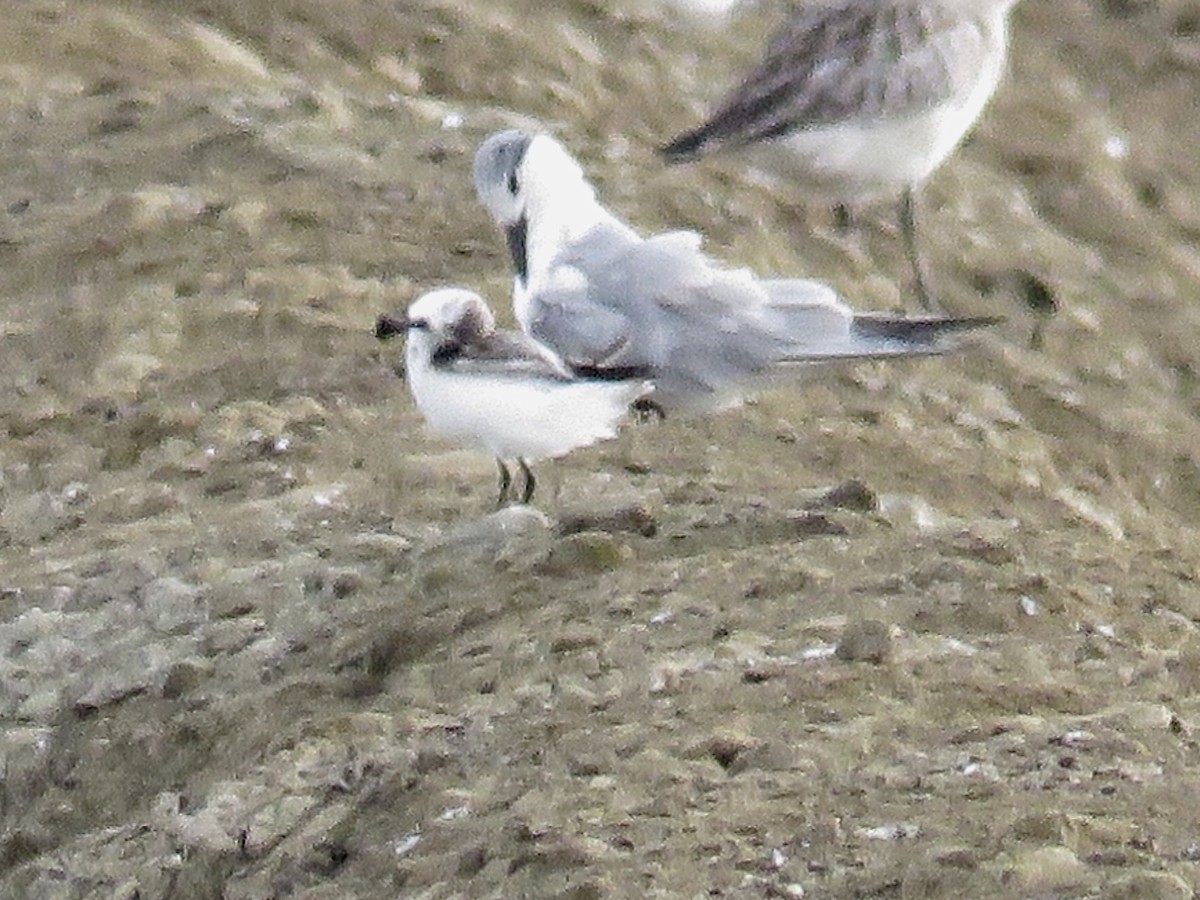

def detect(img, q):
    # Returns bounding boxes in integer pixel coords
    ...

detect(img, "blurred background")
[3,1,1200,896]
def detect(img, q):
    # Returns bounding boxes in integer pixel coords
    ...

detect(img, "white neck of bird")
[522,175,612,285]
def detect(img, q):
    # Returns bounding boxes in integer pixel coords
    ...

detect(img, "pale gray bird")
[376,288,648,505]
[473,129,994,415]
[660,0,1023,310]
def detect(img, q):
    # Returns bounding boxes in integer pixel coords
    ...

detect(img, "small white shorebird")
[376,288,648,505]
[660,0,1023,310]
[473,129,994,415]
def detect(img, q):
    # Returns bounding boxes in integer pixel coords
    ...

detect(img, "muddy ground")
[2,0,1200,897]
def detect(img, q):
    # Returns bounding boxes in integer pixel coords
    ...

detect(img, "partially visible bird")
[376,288,648,506]
[660,0,1023,310]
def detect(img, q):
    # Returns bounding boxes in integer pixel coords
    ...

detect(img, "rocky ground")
[3,0,1200,897]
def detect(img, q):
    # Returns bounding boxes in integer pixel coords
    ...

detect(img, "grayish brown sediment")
[3,0,1200,896]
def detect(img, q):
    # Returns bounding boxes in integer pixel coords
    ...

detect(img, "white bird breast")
[406,341,642,462]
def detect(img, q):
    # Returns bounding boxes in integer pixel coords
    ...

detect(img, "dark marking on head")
[450,302,490,347]
[506,214,529,285]
[430,342,463,367]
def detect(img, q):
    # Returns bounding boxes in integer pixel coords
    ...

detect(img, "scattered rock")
[878,494,945,532]
[0,491,81,542]
[550,630,601,654]
[1101,871,1194,900]
[557,504,658,537]
[420,506,554,573]
[161,659,214,699]
[705,733,758,771]
[457,844,489,877]
[857,823,920,841]
[142,576,206,634]
[725,739,797,775]
[933,848,979,869]
[945,530,1018,565]
[74,671,151,714]
[785,513,849,537]
[1008,812,1065,843]
[835,620,892,664]
[999,846,1090,893]
[901,860,992,900]
[537,531,631,576]
[806,479,878,512]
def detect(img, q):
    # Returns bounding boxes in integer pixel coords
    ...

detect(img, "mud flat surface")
[3,0,1200,897]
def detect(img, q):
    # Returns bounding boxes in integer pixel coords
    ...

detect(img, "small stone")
[537,531,631,576]
[811,479,878,512]
[1101,871,1194,900]
[421,506,553,573]
[948,530,1017,565]
[457,844,489,877]
[901,861,989,900]
[161,660,214,699]
[705,733,757,770]
[934,848,979,869]
[143,576,206,635]
[550,630,601,653]
[835,620,891,664]
[857,823,920,841]
[1000,846,1090,893]
[1009,812,1064,842]
[74,671,151,713]
[1094,702,1174,732]
[725,739,797,775]
[1175,636,1200,694]
[0,491,77,542]
[200,619,266,656]
[786,513,849,537]
[557,505,658,537]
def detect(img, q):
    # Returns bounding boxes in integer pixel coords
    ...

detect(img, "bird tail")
[659,127,710,164]
[851,315,1001,345]
[783,315,999,362]
[760,276,998,363]
[844,315,1001,356]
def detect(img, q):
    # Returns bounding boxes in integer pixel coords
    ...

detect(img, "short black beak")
[374,314,408,341]
[505,214,529,285]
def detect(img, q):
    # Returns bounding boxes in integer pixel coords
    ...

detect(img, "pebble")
[1101,872,1194,900]
[1000,846,1090,892]
[835,620,892,664]
[143,576,206,634]
[537,531,631,576]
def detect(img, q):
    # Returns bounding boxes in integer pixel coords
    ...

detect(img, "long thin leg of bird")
[497,459,512,507]
[898,187,939,313]
[518,458,536,504]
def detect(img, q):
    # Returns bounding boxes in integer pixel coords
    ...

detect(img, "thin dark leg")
[899,187,939,313]
[517,458,536,504]
[496,459,512,507]
[832,201,854,234]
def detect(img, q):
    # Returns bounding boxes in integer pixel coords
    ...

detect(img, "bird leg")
[496,459,513,507]
[517,458,536,504]
[898,187,940,313]
[831,202,855,234]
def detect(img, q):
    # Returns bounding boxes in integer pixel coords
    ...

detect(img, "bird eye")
[408,318,429,330]
[507,170,519,195]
